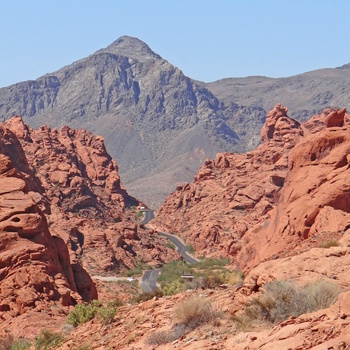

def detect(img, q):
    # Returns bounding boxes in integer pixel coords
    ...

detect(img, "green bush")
[97,304,117,325]
[35,329,64,350]
[158,259,242,296]
[66,300,102,327]
[192,257,230,270]
[157,261,191,288]
[186,244,195,254]
[234,279,340,328]
[67,300,120,326]
[162,280,185,296]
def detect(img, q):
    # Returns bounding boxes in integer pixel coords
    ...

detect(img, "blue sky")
[1,0,350,88]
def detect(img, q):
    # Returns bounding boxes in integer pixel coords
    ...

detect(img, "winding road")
[93,210,197,293]
[158,232,198,264]
[140,210,198,292]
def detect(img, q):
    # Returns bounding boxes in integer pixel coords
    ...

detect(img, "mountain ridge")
[0,36,349,206]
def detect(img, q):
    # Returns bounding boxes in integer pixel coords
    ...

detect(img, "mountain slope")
[0,36,264,207]
[206,63,350,121]
[1,36,349,206]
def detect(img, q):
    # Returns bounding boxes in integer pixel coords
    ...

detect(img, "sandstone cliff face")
[0,122,95,336]
[152,105,350,271]
[0,117,180,337]
[4,117,179,277]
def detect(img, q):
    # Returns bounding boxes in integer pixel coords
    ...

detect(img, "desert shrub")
[67,300,119,326]
[302,279,341,311]
[132,289,163,303]
[201,274,224,289]
[66,300,102,327]
[73,345,92,350]
[157,260,191,288]
[122,263,143,277]
[0,335,31,350]
[146,330,177,345]
[224,270,244,286]
[318,239,340,248]
[162,280,185,296]
[235,279,340,327]
[106,298,124,308]
[10,340,31,350]
[186,244,195,254]
[35,329,64,350]
[158,259,242,295]
[193,257,229,270]
[147,323,192,345]
[96,303,117,325]
[231,313,255,332]
[174,297,216,328]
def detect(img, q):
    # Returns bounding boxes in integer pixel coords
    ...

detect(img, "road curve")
[159,232,198,264]
[140,210,198,292]
[140,209,154,224]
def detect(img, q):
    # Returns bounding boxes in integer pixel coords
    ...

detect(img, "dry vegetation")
[233,279,341,330]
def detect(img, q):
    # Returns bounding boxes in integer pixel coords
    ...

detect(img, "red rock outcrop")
[4,117,179,277]
[238,109,350,269]
[0,123,95,337]
[152,105,350,272]
[0,117,180,338]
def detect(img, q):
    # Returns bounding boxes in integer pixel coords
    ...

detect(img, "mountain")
[0,36,265,207]
[206,63,350,121]
[1,36,350,207]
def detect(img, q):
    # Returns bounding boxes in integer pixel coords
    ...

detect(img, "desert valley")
[0,37,350,350]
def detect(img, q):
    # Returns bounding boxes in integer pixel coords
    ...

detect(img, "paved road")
[140,269,160,293]
[159,232,198,264]
[139,210,197,292]
[140,209,154,224]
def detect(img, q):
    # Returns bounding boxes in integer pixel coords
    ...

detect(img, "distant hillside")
[0,36,264,207]
[206,63,350,121]
[0,36,349,206]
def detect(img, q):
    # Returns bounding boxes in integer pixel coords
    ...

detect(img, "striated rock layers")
[152,105,350,271]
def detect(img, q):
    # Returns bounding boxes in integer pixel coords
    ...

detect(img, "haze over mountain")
[0,36,349,206]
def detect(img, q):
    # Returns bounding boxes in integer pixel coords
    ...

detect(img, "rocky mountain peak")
[98,35,161,61]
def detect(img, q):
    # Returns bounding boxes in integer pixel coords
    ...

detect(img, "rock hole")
[11,217,20,223]
[310,153,317,161]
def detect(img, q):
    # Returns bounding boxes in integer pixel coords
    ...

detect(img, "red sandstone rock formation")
[0,123,96,336]
[4,117,179,277]
[0,117,179,338]
[152,105,350,271]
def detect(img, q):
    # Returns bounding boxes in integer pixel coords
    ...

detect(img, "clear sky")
[1,0,350,88]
